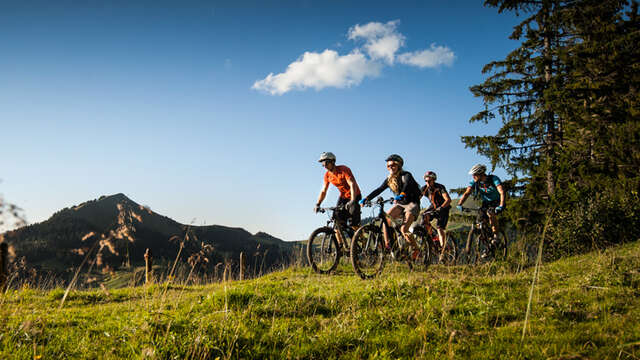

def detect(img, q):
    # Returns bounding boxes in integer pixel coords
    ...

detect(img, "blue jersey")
[469,175,502,203]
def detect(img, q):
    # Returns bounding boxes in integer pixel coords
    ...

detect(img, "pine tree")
[553,0,640,191]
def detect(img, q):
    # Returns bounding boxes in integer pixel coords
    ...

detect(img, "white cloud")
[397,44,456,68]
[252,21,456,95]
[348,20,404,64]
[251,49,382,95]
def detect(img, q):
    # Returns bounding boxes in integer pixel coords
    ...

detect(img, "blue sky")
[1,0,521,240]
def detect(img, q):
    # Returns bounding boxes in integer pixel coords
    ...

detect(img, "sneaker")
[480,249,490,259]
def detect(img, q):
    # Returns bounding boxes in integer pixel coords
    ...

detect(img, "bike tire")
[307,227,340,274]
[472,232,492,265]
[494,230,508,261]
[440,234,458,266]
[411,227,431,271]
[350,224,386,279]
[461,228,485,265]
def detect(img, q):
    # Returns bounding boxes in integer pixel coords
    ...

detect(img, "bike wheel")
[493,230,508,261]
[473,232,492,265]
[411,227,431,271]
[440,234,458,266]
[350,224,386,279]
[459,229,479,265]
[307,227,340,274]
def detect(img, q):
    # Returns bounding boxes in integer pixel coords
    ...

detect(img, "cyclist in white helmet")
[457,164,506,253]
[315,152,362,247]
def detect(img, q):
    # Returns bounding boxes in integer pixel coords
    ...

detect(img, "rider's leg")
[385,205,404,249]
[436,208,451,261]
[401,212,418,249]
[334,197,349,247]
[488,212,499,237]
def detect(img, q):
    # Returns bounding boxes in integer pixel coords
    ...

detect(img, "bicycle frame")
[316,205,352,251]
[363,197,409,255]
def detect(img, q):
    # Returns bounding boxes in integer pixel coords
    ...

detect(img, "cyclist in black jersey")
[359,154,421,258]
[420,171,451,262]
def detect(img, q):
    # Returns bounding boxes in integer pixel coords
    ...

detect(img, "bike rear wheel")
[410,227,431,271]
[350,224,386,279]
[307,227,340,274]
[439,234,458,266]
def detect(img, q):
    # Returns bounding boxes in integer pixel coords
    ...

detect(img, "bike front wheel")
[350,224,386,279]
[459,229,482,265]
[307,227,340,274]
[493,230,508,261]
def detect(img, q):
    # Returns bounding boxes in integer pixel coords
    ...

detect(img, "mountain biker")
[457,164,506,255]
[420,171,451,262]
[359,154,421,258]
[315,152,362,247]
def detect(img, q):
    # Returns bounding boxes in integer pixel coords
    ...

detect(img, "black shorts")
[426,206,450,230]
[481,200,500,211]
[335,195,362,227]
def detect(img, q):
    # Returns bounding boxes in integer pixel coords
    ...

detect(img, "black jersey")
[421,182,450,209]
[364,171,421,205]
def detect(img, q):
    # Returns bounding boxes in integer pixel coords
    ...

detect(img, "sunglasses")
[386,163,398,169]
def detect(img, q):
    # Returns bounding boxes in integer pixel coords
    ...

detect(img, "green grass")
[1,242,639,359]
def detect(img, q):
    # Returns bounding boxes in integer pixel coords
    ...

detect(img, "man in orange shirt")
[315,152,362,243]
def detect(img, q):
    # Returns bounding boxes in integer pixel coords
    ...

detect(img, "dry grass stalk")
[522,207,554,341]
[59,240,100,309]
[144,248,153,285]
[239,252,245,281]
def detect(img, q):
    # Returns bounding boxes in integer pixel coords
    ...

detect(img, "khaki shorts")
[388,202,420,219]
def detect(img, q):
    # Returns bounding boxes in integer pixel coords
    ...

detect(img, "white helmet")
[469,164,487,175]
[318,152,336,163]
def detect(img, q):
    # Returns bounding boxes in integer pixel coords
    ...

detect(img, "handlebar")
[316,204,347,214]
[361,196,395,207]
[459,206,497,214]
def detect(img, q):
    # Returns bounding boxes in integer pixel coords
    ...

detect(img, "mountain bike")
[412,208,458,266]
[350,197,425,279]
[458,206,508,265]
[306,204,355,274]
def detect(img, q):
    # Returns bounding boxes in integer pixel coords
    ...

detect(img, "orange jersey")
[324,165,361,199]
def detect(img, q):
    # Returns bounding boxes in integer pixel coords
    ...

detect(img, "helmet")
[385,154,404,166]
[469,164,487,175]
[318,152,336,163]
[424,171,437,181]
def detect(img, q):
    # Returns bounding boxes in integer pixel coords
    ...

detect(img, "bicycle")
[350,197,425,279]
[306,204,355,274]
[458,206,508,265]
[412,208,458,267]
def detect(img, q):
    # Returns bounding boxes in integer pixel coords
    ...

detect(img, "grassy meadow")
[1,240,639,359]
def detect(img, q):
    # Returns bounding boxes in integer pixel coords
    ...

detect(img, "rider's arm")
[457,186,473,206]
[496,184,505,207]
[364,179,389,202]
[441,190,451,208]
[316,181,330,206]
[346,177,357,202]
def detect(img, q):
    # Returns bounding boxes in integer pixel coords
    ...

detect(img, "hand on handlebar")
[314,204,321,213]
[495,206,504,214]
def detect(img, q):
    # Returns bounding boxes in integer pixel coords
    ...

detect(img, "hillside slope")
[2,193,294,280]
[2,241,639,359]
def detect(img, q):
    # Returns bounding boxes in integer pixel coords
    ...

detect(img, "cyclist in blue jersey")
[457,164,506,252]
